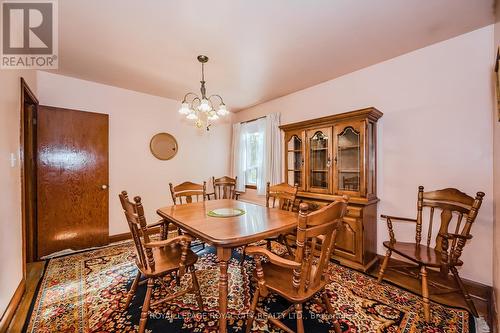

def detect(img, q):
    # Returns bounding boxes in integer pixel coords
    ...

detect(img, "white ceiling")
[50,0,495,111]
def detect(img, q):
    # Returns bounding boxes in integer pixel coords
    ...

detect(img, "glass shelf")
[337,126,360,192]
[309,130,330,190]
[287,135,303,188]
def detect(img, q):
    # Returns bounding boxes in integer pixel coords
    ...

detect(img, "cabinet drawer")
[346,206,362,218]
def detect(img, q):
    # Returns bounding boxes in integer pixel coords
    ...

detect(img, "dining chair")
[245,198,348,333]
[206,176,241,200]
[169,181,207,204]
[265,182,299,253]
[169,181,207,249]
[378,186,484,321]
[119,191,204,333]
[239,182,299,266]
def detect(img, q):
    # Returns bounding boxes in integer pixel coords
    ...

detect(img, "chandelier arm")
[191,97,201,107]
[208,94,225,106]
[182,92,200,103]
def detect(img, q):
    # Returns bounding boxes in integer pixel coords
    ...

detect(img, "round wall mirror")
[150,133,178,160]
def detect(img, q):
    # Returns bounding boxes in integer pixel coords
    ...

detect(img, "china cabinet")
[281,107,382,271]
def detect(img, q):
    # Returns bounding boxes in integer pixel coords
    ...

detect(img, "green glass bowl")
[207,208,246,218]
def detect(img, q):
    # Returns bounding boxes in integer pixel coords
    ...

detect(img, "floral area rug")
[25,241,473,333]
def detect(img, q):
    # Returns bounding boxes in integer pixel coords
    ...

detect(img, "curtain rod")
[240,115,266,124]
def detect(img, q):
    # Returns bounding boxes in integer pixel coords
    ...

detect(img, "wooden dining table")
[156,199,298,333]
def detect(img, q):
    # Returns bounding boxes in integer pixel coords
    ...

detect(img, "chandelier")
[178,55,230,130]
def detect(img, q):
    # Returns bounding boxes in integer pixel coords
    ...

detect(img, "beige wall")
[234,26,495,285]
[36,72,232,236]
[0,70,37,315]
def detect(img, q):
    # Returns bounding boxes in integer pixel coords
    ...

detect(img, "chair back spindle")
[169,181,207,205]
[292,197,348,294]
[266,182,299,211]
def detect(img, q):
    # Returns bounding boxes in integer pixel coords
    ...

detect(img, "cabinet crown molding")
[279,107,383,131]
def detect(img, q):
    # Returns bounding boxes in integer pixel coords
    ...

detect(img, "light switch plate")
[10,153,16,167]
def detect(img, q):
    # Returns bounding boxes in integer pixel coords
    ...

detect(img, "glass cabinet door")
[286,134,304,189]
[306,127,332,193]
[334,122,364,195]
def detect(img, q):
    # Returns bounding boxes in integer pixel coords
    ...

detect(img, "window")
[232,116,267,194]
[245,131,263,186]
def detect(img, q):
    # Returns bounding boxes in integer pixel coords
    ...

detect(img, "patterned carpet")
[25,241,474,333]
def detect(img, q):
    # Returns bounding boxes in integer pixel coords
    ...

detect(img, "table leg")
[217,247,232,333]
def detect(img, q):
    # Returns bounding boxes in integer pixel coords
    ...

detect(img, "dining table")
[156,199,298,333]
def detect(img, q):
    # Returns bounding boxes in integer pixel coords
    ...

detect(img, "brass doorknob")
[101,185,108,190]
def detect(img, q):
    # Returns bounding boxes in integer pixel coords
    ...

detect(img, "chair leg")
[125,270,141,308]
[283,237,293,256]
[451,266,479,317]
[240,245,247,266]
[139,278,154,333]
[175,271,181,286]
[190,267,204,311]
[321,293,341,333]
[377,249,392,283]
[295,303,304,333]
[420,266,430,322]
[162,220,170,240]
[245,289,260,333]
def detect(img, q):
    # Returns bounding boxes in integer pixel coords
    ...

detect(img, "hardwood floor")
[8,262,45,332]
[368,257,492,329]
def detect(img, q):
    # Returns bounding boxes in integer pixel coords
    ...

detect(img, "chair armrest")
[205,192,215,200]
[381,215,417,222]
[235,191,243,200]
[381,215,417,243]
[245,246,301,269]
[144,235,193,249]
[146,219,168,228]
[438,232,473,240]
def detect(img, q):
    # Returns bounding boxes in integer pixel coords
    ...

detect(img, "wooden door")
[333,120,365,197]
[284,130,305,191]
[37,106,109,258]
[305,127,333,194]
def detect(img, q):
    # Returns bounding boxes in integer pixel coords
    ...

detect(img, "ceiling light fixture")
[179,55,230,130]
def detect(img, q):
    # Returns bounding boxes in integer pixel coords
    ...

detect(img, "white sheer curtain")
[231,113,281,196]
[252,118,267,195]
[265,113,282,186]
[231,122,246,192]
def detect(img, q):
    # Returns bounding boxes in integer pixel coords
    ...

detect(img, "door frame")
[20,77,39,275]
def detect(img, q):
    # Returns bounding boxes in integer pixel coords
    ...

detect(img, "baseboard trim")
[108,226,161,243]
[491,288,498,333]
[0,279,26,333]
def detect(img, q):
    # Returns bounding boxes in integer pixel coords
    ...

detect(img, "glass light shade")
[216,104,229,116]
[198,98,212,112]
[186,112,198,120]
[178,102,190,115]
[208,112,219,121]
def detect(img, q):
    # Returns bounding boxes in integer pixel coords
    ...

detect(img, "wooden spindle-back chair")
[119,191,204,333]
[378,186,484,321]
[266,182,299,211]
[169,181,207,205]
[245,198,348,333]
[169,181,207,248]
[207,176,240,200]
[265,182,299,252]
